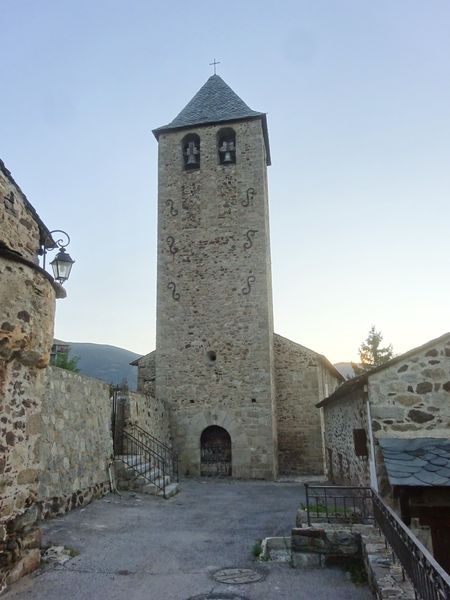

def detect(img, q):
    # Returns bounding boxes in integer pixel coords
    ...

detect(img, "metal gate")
[200,426,231,476]
[111,386,126,455]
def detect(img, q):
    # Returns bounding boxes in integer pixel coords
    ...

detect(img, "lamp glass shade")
[50,248,74,283]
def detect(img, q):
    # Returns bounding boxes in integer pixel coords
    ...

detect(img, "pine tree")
[352,326,394,375]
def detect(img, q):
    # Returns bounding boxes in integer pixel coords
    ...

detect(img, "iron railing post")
[305,483,311,527]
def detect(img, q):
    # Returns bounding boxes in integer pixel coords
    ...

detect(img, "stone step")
[128,473,170,491]
[158,482,179,498]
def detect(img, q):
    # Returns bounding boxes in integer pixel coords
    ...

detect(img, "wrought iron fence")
[372,490,450,600]
[120,430,168,497]
[303,484,450,600]
[128,423,178,482]
[110,388,178,498]
[304,484,373,526]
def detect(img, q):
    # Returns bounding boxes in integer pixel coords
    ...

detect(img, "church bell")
[185,141,199,166]
[219,140,235,164]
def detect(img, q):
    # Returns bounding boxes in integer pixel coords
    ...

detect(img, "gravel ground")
[5,479,373,600]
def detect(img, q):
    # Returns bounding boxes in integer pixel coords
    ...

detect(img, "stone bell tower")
[153,74,277,479]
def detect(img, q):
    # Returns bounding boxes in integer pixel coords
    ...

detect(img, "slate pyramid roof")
[153,75,271,164]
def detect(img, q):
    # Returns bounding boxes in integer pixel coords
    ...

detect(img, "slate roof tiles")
[379,438,450,487]
[153,75,271,164]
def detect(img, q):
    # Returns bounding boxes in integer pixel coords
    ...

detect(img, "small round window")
[206,351,217,365]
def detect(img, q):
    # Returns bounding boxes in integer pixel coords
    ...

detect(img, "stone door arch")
[200,426,232,476]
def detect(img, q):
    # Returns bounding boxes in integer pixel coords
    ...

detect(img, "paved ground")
[5,479,372,600]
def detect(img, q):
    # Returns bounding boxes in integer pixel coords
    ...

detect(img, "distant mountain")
[333,362,356,380]
[53,339,142,390]
[53,341,357,390]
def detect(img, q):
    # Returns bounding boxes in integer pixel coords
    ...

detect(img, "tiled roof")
[153,75,271,165]
[379,438,450,487]
[154,75,263,131]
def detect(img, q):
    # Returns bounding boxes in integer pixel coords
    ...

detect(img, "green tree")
[54,350,80,372]
[352,326,394,375]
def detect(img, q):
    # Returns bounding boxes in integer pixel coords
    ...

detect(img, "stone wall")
[274,334,342,475]
[134,350,155,394]
[37,367,113,506]
[1,365,114,589]
[321,389,371,486]
[369,335,450,438]
[155,118,277,479]
[0,160,44,261]
[0,162,56,590]
[124,390,171,448]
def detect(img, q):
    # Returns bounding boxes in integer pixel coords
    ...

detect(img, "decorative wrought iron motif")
[242,187,256,207]
[243,229,258,249]
[167,281,180,301]
[165,199,178,216]
[242,275,255,295]
[166,236,178,255]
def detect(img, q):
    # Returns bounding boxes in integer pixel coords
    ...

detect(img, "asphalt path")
[5,479,372,599]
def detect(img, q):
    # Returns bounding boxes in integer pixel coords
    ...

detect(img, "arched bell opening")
[217,127,236,165]
[200,425,232,476]
[182,133,200,170]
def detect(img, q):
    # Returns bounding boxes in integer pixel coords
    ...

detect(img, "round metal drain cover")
[188,595,248,600]
[212,567,264,585]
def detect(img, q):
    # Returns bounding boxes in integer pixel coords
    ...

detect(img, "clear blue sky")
[2,0,449,362]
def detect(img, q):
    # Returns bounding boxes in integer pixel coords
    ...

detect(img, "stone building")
[133,75,342,479]
[0,159,61,587]
[317,332,450,571]
[0,161,115,589]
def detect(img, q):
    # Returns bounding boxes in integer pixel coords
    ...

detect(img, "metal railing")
[303,484,450,600]
[304,484,373,526]
[127,423,178,483]
[118,430,169,497]
[372,490,450,600]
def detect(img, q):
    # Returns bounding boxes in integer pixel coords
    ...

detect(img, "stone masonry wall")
[369,336,450,438]
[322,389,371,486]
[135,351,155,393]
[155,119,277,479]
[37,367,113,505]
[274,334,341,475]
[0,162,42,261]
[125,390,171,448]
[0,163,56,589]
[368,335,450,494]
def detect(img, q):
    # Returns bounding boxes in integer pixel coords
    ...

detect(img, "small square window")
[353,429,368,457]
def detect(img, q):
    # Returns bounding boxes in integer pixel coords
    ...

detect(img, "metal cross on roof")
[209,58,221,75]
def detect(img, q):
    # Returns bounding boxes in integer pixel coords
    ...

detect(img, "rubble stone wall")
[274,334,341,475]
[135,351,155,393]
[125,390,172,448]
[0,162,42,260]
[368,335,450,496]
[322,389,371,486]
[0,163,57,589]
[37,367,113,504]
[155,119,277,479]
[369,336,450,438]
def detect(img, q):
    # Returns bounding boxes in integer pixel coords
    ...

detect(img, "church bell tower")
[153,74,277,479]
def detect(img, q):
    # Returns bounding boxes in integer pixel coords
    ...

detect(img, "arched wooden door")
[200,426,232,476]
